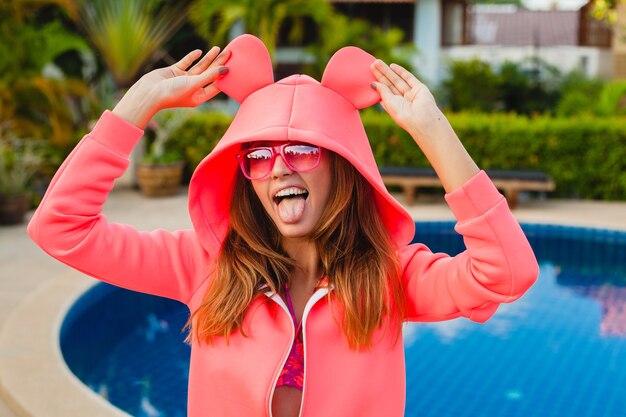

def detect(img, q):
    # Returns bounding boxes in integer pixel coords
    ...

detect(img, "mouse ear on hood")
[214,34,274,103]
[321,46,381,109]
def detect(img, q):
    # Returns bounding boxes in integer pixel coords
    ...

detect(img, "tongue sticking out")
[277,196,306,223]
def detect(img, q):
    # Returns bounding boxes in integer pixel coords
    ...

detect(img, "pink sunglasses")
[236,143,322,180]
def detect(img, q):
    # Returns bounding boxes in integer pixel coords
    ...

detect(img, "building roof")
[471,6,579,46]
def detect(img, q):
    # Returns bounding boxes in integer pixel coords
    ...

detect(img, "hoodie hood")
[188,34,414,255]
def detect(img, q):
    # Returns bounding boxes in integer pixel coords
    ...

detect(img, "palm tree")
[0,0,94,146]
[189,0,333,60]
[306,13,413,80]
[189,0,414,80]
[78,0,188,88]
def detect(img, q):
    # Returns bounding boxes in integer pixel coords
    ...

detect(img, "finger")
[192,84,221,106]
[371,64,401,96]
[373,59,411,95]
[389,63,420,89]
[173,50,203,72]
[188,46,220,76]
[187,66,228,90]
[371,82,396,107]
[210,48,232,68]
[376,60,411,94]
[371,64,399,95]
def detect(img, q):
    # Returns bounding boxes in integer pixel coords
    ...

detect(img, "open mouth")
[273,187,309,204]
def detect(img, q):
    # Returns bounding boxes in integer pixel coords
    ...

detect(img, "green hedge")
[364,111,626,200]
[170,110,626,200]
[168,111,232,179]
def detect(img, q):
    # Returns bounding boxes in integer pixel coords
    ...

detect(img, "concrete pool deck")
[1,187,625,417]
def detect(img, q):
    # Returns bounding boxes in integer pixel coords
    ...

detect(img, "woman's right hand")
[112,46,231,129]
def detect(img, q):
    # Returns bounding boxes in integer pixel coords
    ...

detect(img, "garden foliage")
[189,0,333,60]
[5,0,625,204]
[441,58,564,115]
[0,2,95,147]
[439,57,626,119]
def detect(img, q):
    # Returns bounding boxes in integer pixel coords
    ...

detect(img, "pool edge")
[0,271,130,417]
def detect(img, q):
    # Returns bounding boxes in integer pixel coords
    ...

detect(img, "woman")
[28,35,538,417]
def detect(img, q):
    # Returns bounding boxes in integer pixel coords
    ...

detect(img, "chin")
[275,222,315,240]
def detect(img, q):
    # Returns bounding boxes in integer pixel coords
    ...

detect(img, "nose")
[271,154,293,178]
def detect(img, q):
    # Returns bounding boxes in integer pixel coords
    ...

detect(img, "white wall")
[442,45,613,79]
[413,0,442,86]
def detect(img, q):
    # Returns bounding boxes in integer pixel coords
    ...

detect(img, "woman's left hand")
[370,59,480,193]
[370,60,444,141]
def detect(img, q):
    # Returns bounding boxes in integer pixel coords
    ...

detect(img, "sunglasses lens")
[283,145,320,172]
[238,144,322,179]
[241,148,273,179]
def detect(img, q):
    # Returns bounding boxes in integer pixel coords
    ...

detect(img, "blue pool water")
[60,222,626,417]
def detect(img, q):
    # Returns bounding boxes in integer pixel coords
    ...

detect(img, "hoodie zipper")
[265,286,331,417]
[296,287,329,417]
[266,291,294,417]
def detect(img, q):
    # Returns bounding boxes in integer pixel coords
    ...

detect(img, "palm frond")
[79,0,188,87]
[189,0,332,59]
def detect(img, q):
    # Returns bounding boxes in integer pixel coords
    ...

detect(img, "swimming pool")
[60,222,626,417]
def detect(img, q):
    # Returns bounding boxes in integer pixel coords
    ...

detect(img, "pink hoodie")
[28,35,538,417]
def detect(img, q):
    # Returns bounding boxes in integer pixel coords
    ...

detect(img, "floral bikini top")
[276,277,328,390]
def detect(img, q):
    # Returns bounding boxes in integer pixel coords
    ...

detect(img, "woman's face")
[247,141,332,240]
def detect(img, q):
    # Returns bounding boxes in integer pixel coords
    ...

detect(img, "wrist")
[408,118,454,145]
[404,105,447,140]
[112,87,158,129]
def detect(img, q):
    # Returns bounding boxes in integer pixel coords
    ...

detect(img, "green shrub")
[444,113,626,200]
[498,60,560,115]
[556,71,605,117]
[168,110,626,200]
[440,59,501,112]
[596,81,626,116]
[556,90,597,117]
[441,59,610,117]
[169,111,232,169]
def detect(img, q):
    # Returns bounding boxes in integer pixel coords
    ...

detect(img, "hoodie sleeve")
[400,170,538,323]
[27,111,212,304]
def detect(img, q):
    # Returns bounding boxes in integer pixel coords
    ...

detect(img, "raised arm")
[398,170,538,322]
[28,48,230,304]
[371,60,538,322]
[371,60,479,193]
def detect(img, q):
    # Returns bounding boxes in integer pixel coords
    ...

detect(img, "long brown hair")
[187,152,405,349]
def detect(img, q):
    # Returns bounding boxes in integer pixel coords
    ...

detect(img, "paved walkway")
[1,188,625,416]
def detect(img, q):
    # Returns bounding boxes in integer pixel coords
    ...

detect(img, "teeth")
[275,187,307,198]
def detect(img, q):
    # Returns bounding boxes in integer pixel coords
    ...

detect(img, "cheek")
[251,181,271,210]
[317,159,332,204]
[319,179,332,206]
